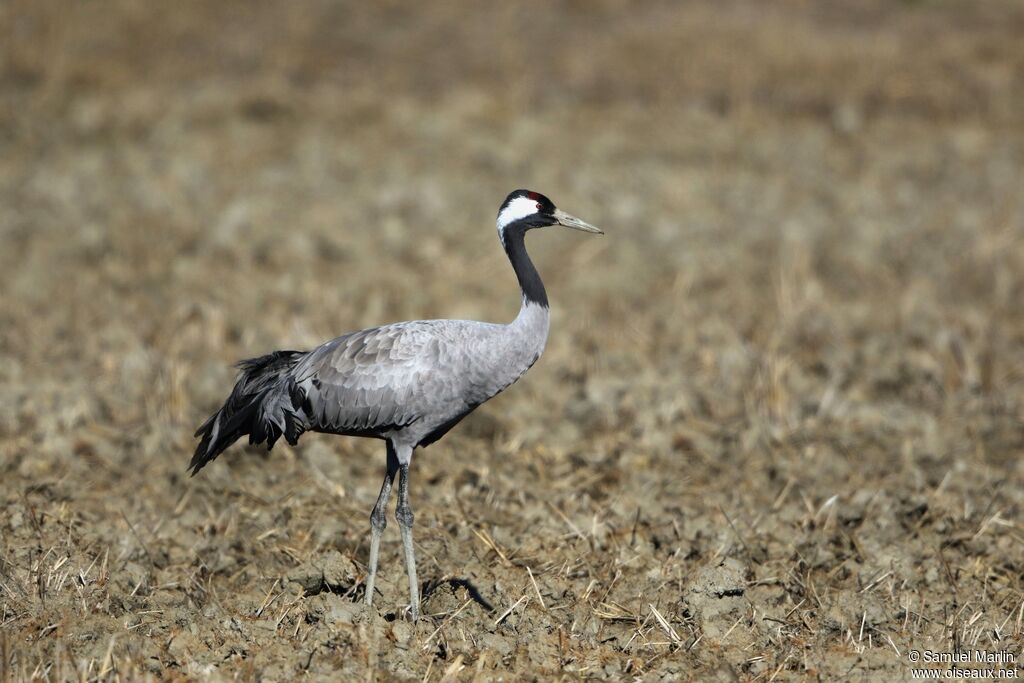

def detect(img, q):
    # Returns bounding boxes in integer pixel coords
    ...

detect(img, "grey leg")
[365,443,399,608]
[395,462,420,621]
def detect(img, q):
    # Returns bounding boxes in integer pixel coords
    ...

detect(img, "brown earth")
[2,1,1024,680]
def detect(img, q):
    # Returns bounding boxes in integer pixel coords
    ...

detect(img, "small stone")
[684,557,749,642]
[324,600,361,626]
[389,620,414,648]
[286,550,358,594]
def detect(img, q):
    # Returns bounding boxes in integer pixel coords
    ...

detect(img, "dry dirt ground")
[2,1,1024,681]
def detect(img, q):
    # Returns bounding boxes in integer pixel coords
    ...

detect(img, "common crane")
[189,189,602,620]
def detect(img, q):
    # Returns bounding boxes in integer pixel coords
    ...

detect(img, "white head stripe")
[497,196,541,231]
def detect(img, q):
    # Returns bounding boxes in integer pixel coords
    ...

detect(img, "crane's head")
[496,189,602,245]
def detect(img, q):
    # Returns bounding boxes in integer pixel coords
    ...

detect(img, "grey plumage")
[189,306,548,476]
[189,189,601,620]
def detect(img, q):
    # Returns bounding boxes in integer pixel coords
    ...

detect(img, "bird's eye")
[536,203,542,212]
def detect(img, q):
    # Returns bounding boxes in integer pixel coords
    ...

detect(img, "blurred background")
[2,1,1023,679]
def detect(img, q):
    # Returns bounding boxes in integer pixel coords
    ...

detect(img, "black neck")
[502,225,548,308]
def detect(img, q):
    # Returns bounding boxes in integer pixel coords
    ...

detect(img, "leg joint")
[395,505,414,529]
[370,507,388,532]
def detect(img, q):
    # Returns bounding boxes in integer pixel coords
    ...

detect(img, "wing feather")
[294,321,489,436]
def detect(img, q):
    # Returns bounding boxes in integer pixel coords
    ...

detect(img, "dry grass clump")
[2,1,1024,680]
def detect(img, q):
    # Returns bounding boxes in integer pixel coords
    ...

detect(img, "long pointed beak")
[554,208,603,235]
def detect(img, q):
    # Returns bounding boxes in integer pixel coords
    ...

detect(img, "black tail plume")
[189,350,309,476]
